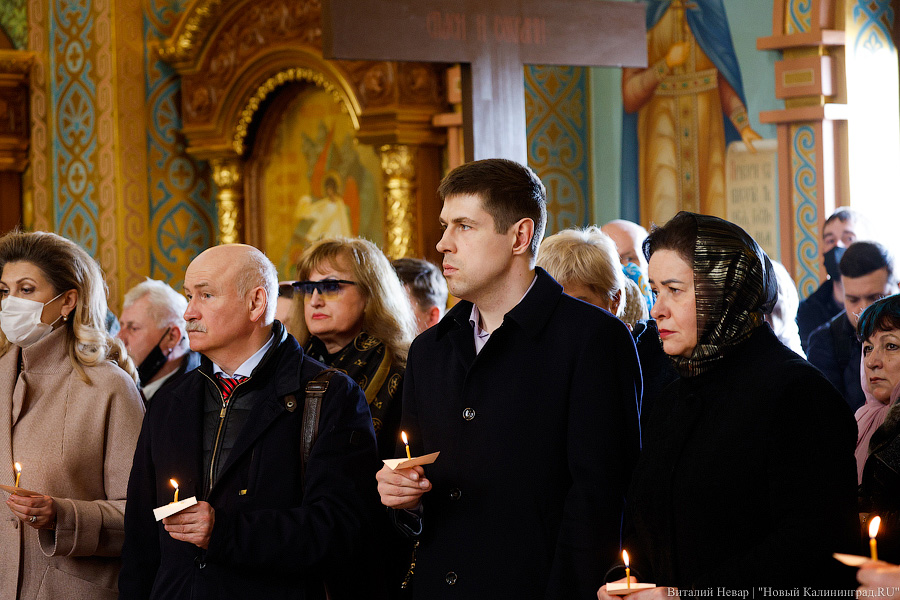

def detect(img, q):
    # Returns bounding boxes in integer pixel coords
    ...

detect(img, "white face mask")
[0,292,65,348]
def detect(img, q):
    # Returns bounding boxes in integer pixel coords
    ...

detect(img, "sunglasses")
[292,279,357,296]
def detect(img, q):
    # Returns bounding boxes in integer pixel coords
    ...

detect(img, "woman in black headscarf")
[599,212,859,599]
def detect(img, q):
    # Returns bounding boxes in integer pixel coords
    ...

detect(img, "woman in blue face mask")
[0,231,144,600]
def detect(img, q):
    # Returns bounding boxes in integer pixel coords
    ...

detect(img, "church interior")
[0,0,897,309]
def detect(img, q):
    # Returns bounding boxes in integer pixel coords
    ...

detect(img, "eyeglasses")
[292,279,357,297]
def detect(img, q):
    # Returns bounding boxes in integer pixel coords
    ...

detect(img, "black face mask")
[138,327,171,385]
[823,246,846,280]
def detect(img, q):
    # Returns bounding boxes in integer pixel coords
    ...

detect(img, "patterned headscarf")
[669,212,778,378]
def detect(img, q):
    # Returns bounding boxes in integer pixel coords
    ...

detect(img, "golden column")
[211,159,244,244]
[380,144,417,259]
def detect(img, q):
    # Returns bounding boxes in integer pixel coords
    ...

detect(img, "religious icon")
[621,0,761,226]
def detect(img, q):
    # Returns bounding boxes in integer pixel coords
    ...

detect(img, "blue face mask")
[0,292,65,348]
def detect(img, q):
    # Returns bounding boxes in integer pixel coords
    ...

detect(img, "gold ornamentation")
[233,68,348,155]
[380,144,417,259]
[0,50,35,75]
[212,159,244,244]
[157,0,226,66]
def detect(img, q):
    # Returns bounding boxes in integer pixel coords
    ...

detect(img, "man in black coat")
[376,159,643,599]
[119,244,382,600]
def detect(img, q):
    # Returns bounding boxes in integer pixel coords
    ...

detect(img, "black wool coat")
[398,268,642,599]
[627,325,860,592]
[118,324,383,600]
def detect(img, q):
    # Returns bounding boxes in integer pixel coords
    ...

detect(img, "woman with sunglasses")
[288,237,418,459]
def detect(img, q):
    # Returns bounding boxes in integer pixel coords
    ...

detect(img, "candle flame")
[14,462,21,473]
[870,516,882,539]
[170,479,179,490]
[401,431,409,445]
[622,549,629,567]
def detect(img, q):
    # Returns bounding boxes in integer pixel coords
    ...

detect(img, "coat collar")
[436,267,563,342]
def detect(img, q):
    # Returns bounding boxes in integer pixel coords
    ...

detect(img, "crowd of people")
[1,158,899,599]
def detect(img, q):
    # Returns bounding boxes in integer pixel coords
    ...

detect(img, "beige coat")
[0,327,144,600]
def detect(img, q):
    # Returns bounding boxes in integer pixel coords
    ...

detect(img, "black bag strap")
[298,368,341,483]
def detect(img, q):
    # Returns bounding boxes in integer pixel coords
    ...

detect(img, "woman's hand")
[6,493,57,530]
[858,561,900,599]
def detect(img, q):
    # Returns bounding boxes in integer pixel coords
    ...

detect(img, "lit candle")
[14,462,21,488]
[170,479,179,503]
[870,516,881,561]
[623,549,630,589]
[401,431,412,460]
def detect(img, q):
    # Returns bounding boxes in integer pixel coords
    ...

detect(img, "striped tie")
[215,373,247,401]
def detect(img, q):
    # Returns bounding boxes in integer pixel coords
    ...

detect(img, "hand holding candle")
[170,479,179,503]
[401,431,411,460]
[14,462,21,488]
[870,516,882,561]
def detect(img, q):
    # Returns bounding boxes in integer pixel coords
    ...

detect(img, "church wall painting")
[0,0,27,50]
[589,0,779,232]
[144,0,215,294]
[257,85,383,282]
[525,65,592,235]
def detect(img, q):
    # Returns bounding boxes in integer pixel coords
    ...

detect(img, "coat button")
[12,520,18,529]
[449,488,461,500]
[445,571,458,585]
[462,407,475,421]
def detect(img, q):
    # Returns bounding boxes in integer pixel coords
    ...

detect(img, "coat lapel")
[0,348,17,486]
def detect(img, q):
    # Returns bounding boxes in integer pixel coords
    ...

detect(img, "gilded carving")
[233,67,348,155]
[398,63,443,105]
[212,159,244,244]
[380,144,416,259]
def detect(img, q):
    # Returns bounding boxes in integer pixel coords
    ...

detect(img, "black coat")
[797,279,843,353]
[119,325,383,600]
[398,268,642,599]
[627,325,860,591]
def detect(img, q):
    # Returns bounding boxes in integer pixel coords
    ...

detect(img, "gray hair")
[235,249,279,325]
[123,279,189,344]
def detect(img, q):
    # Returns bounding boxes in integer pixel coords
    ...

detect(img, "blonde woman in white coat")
[0,231,143,600]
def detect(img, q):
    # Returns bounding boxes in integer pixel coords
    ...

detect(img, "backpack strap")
[300,367,342,483]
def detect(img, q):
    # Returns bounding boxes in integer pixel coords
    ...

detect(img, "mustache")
[185,322,207,333]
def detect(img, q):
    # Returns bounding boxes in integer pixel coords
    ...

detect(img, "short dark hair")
[437,158,547,256]
[824,207,861,228]
[643,211,698,265]
[857,294,900,341]
[392,257,448,312]
[839,241,895,281]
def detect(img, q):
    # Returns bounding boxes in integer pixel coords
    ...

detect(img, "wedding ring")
[29,516,36,523]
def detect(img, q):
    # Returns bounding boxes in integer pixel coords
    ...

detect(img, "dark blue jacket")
[119,323,382,600]
[397,268,642,599]
[807,311,865,411]
[797,279,843,353]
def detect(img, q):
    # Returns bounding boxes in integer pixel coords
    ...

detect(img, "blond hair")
[288,238,417,366]
[536,226,625,317]
[0,231,138,384]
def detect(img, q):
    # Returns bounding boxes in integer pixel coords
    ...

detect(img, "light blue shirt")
[212,332,275,379]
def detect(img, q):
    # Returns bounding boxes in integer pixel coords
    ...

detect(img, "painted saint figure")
[622,0,761,226]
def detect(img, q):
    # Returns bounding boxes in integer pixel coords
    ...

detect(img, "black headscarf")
[667,212,778,378]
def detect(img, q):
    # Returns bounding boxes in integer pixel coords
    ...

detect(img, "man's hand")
[163,501,215,549]
[376,464,431,510]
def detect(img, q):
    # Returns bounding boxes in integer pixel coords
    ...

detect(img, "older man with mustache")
[119,244,384,600]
